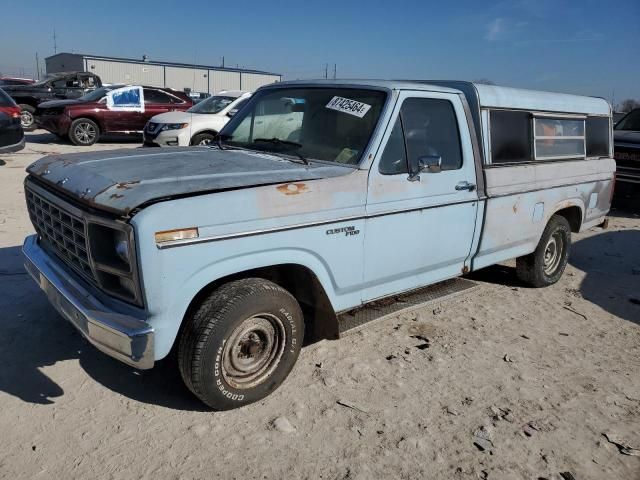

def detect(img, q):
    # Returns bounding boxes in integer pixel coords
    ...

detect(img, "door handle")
[455,181,476,191]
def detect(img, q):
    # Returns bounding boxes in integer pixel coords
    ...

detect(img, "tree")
[617,99,640,113]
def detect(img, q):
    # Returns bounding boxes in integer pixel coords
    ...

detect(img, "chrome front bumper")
[22,234,154,369]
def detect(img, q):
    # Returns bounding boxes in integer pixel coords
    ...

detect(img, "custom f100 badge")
[326,226,360,237]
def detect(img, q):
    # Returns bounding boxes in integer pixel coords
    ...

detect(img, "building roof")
[45,52,281,77]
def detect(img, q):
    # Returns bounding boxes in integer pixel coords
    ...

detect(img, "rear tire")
[516,215,571,287]
[178,278,304,410]
[190,132,216,146]
[69,118,100,146]
[19,104,36,131]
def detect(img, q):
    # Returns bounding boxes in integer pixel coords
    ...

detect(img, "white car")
[143,90,251,147]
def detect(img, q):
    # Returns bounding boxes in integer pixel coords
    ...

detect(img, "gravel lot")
[1,131,639,480]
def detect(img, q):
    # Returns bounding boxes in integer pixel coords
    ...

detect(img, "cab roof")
[266,79,611,116]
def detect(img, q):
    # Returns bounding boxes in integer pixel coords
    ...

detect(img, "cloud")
[515,31,604,46]
[485,18,505,41]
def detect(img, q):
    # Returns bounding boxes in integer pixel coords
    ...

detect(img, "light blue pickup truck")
[22,80,615,409]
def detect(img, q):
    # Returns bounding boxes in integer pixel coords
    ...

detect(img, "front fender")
[149,247,349,359]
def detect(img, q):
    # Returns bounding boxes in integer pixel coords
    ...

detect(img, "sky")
[1,0,639,104]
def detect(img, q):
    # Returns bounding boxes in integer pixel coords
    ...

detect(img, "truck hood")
[614,130,640,145]
[27,147,354,216]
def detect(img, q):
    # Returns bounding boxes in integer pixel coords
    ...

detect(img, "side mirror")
[227,108,238,118]
[408,155,442,182]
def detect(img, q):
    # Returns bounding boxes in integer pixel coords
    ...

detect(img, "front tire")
[19,104,36,130]
[190,132,216,146]
[178,278,304,410]
[69,118,100,146]
[516,215,571,287]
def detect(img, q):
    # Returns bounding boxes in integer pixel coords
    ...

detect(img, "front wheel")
[516,215,571,287]
[69,118,100,146]
[178,278,304,410]
[190,132,216,146]
[19,104,36,130]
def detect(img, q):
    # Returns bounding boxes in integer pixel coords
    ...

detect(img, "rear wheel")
[19,104,36,130]
[178,278,304,410]
[69,118,99,146]
[516,215,571,287]
[190,132,216,146]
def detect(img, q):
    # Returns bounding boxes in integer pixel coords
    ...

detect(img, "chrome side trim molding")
[156,198,481,249]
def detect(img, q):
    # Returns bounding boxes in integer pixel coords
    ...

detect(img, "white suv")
[143,90,251,147]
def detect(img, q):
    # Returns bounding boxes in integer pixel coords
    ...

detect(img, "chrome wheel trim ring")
[543,231,563,275]
[221,313,286,389]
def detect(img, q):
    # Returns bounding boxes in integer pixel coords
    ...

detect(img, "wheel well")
[181,264,339,346]
[553,206,582,232]
[191,130,218,142]
[16,99,37,108]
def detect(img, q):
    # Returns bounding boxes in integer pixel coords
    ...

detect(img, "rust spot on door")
[276,183,308,196]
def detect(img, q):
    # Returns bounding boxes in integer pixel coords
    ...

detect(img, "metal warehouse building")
[45,53,281,95]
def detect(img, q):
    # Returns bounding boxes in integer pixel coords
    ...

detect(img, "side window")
[400,98,463,171]
[50,78,67,89]
[490,110,532,164]
[379,118,408,174]
[586,116,610,157]
[533,117,585,160]
[144,89,172,104]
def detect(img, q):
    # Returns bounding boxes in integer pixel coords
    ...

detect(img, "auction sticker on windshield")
[326,96,371,118]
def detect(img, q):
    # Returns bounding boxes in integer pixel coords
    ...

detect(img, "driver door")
[362,90,479,301]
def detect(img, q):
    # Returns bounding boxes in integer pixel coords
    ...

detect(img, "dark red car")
[34,85,193,146]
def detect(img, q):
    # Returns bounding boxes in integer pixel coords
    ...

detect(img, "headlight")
[161,123,189,131]
[114,230,130,264]
[86,221,141,305]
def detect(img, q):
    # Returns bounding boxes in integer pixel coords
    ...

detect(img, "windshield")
[220,87,387,165]
[78,86,119,102]
[615,109,640,131]
[188,95,236,114]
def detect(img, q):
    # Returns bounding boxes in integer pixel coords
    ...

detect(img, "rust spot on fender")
[109,193,124,199]
[115,180,141,190]
[276,183,308,196]
[462,265,469,274]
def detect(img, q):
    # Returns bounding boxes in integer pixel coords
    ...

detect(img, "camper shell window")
[533,116,586,160]
[489,110,532,164]
[489,110,610,165]
[585,116,610,158]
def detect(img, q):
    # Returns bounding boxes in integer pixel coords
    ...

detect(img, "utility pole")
[333,63,336,79]
[324,63,328,79]
[35,52,40,80]
[222,56,225,68]
[53,28,57,54]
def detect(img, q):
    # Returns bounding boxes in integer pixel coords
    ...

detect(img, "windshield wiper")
[252,138,309,165]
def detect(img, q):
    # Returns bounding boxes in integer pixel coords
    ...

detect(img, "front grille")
[146,122,161,134]
[25,186,95,282]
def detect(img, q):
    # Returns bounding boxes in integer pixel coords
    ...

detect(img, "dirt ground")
[1,132,639,480]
